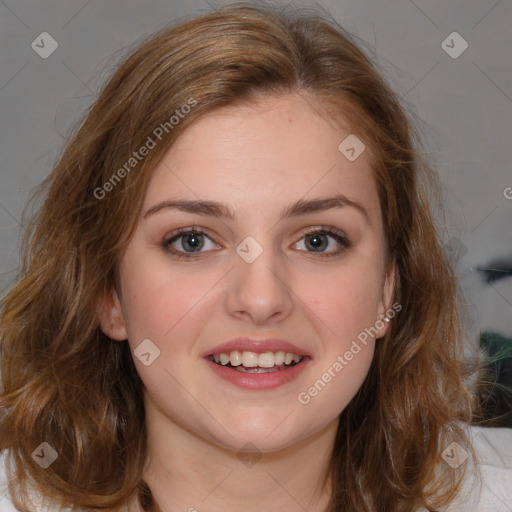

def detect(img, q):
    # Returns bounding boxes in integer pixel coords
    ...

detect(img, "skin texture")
[99,93,395,511]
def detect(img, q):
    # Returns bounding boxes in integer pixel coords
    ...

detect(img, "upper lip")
[204,337,311,357]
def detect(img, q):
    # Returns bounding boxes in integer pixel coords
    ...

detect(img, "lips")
[203,337,311,390]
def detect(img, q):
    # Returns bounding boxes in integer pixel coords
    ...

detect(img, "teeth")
[210,350,304,368]
[274,351,285,365]
[235,366,281,373]
[258,352,275,368]
[242,351,259,368]
[230,350,242,366]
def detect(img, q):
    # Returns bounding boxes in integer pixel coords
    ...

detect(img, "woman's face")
[100,93,394,453]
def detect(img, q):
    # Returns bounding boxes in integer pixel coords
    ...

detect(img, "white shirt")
[435,425,512,512]
[0,425,511,511]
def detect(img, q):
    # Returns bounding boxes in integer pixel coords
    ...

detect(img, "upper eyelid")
[164,225,347,238]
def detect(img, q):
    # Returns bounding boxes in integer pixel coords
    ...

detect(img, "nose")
[225,242,294,325]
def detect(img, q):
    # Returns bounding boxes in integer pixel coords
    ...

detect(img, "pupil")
[307,234,327,252]
[183,233,204,252]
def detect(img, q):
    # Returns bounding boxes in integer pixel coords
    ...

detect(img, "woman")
[1,2,510,511]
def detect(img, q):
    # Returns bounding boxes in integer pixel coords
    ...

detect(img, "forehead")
[144,93,381,225]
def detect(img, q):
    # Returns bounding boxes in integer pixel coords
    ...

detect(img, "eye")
[161,227,219,259]
[161,225,351,259]
[293,226,350,257]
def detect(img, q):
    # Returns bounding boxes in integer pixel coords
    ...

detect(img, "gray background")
[1,0,511,341]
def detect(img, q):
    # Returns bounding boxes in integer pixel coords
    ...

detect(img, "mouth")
[208,350,306,373]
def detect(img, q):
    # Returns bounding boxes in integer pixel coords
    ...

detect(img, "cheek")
[119,266,214,398]
[296,270,379,413]
[119,255,213,350]
[307,264,384,346]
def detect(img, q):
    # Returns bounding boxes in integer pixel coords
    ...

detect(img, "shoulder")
[467,424,512,466]
[0,449,74,512]
[418,425,512,512]
[451,425,512,512]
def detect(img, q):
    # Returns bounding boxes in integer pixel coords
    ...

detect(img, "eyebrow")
[143,194,370,223]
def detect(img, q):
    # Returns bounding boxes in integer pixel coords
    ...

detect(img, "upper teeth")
[212,351,302,368]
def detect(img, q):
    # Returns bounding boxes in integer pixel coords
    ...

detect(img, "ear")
[375,261,397,339]
[97,287,128,341]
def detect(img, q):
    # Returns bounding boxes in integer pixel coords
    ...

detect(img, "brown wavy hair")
[0,2,484,511]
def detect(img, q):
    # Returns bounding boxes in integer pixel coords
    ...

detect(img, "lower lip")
[204,357,311,390]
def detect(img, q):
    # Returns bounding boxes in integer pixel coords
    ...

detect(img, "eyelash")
[161,226,351,259]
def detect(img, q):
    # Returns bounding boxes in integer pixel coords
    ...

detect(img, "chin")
[205,412,319,454]
[213,430,303,455]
